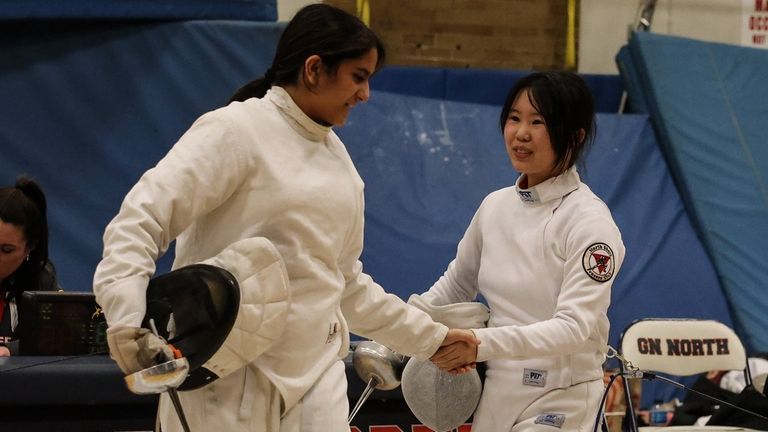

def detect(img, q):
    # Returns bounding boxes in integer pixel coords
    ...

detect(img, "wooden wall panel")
[324,0,575,70]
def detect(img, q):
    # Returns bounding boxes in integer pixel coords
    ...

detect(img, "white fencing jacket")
[422,168,625,387]
[93,87,447,428]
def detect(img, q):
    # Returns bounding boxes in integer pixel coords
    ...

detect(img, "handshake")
[432,328,480,375]
[407,294,489,375]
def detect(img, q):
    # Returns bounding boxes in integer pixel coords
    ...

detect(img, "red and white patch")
[582,242,615,282]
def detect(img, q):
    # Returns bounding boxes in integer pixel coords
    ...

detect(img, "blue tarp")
[617,31,768,353]
[0,20,283,282]
[0,0,276,21]
[372,66,624,113]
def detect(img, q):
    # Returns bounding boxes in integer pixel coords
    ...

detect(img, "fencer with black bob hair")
[426,70,625,431]
[229,3,386,103]
[499,71,596,177]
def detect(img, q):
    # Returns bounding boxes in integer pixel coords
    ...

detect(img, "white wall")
[277,0,317,21]
[579,0,743,74]
[276,0,746,74]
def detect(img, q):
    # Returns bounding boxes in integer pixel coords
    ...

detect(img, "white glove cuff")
[408,294,490,329]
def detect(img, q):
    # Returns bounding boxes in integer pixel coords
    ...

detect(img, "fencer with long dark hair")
[93,4,477,432]
[0,176,59,356]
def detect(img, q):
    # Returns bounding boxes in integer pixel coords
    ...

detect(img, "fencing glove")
[407,294,489,329]
[107,326,174,375]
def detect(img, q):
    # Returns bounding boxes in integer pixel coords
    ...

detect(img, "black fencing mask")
[142,264,240,390]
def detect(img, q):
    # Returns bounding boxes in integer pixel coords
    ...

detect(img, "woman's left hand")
[0,345,10,357]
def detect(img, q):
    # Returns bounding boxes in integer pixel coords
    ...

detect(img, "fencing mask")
[143,237,291,391]
[401,357,483,432]
[143,263,239,391]
[402,294,489,431]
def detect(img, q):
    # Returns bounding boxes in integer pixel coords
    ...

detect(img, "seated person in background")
[0,176,59,356]
[671,355,768,428]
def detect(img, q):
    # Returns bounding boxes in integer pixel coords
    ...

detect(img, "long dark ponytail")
[229,3,385,103]
[0,176,49,290]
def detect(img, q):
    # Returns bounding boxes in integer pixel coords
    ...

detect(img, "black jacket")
[0,261,59,351]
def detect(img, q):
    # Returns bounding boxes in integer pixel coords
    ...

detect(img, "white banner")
[742,0,768,48]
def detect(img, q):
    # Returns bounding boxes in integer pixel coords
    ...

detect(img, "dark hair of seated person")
[0,176,59,296]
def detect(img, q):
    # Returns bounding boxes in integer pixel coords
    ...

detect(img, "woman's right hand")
[107,327,174,375]
[0,345,10,357]
[431,328,479,374]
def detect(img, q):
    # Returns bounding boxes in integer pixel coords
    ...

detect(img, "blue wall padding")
[0,0,276,21]
[1,20,730,367]
[372,66,624,113]
[0,20,282,284]
[618,31,768,352]
[615,45,648,113]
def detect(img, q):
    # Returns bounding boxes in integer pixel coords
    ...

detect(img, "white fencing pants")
[157,359,348,432]
[281,359,349,432]
[473,374,603,432]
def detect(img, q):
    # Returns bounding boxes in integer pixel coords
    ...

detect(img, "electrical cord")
[593,371,621,432]
[598,345,768,432]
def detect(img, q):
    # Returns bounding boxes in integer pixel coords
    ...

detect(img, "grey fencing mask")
[401,357,482,432]
[402,295,488,431]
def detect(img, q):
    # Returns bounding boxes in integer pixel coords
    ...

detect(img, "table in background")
[0,354,435,432]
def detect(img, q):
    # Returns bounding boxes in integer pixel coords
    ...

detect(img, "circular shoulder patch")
[582,242,615,282]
